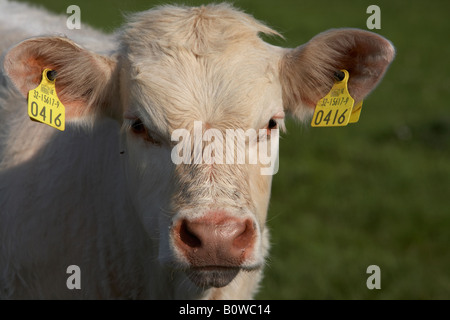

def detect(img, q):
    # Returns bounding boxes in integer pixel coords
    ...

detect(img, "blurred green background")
[15,0,450,299]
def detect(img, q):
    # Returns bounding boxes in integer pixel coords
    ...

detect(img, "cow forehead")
[119,4,284,135]
[130,48,282,132]
[119,4,280,57]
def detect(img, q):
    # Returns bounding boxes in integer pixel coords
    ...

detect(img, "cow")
[0,1,395,299]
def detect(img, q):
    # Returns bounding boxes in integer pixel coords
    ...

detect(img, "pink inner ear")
[280,29,395,116]
[7,54,87,118]
[339,33,395,103]
[4,36,120,121]
[22,58,43,92]
[5,55,45,97]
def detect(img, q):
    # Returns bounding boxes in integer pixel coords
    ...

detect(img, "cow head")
[3,4,394,293]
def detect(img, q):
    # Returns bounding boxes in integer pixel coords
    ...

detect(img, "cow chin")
[186,266,241,288]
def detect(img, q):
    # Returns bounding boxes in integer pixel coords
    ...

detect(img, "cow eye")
[130,118,161,145]
[131,119,146,134]
[262,118,279,139]
[267,118,278,130]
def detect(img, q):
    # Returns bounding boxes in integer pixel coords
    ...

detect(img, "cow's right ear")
[3,36,120,122]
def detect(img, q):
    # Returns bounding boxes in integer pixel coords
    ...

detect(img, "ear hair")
[3,36,120,122]
[280,28,395,120]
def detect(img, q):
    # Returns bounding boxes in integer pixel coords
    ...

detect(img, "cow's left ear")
[3,36,120,122]
[279,28,395,120]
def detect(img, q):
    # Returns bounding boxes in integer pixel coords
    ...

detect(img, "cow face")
[3,4,394,290]
[116,6,290,287]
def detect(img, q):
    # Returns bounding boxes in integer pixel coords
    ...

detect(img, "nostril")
[174,215,257,267]
[232,219,255,250]
[179,219,202,248]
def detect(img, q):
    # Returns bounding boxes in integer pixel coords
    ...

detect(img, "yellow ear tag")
[311,69,361,127]
[28,69,65,131]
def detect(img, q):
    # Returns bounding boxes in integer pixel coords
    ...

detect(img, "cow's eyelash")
[130,119,161,146]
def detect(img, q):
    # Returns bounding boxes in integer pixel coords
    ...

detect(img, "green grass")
[15,0,450,299]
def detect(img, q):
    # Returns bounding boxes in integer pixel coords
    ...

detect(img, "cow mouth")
[186,266,241,288]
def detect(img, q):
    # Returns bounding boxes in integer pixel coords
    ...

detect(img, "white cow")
[0,1,394,299]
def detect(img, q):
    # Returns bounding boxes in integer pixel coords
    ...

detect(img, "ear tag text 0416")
[28,69,65,131]
[311,69,363,127]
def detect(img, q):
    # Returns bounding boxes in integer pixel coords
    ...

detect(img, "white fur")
[0,1,280,299]
[0,1,394,299]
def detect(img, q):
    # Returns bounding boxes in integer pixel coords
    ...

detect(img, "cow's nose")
[173,214,256,267]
